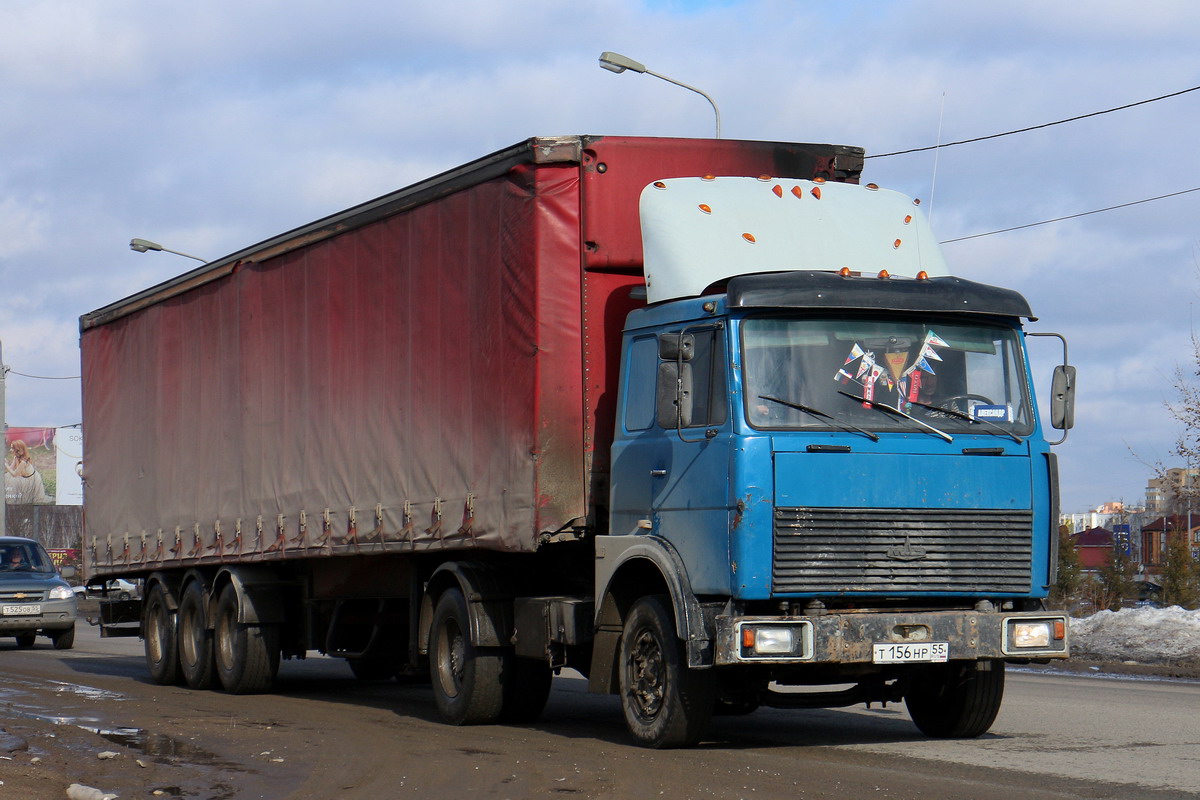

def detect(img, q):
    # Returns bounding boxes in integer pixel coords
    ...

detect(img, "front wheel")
[428,588,504,725]
[905,660,1005,738]
[51,624,75,650]
[618,596,715,748]
[213,584,279,694]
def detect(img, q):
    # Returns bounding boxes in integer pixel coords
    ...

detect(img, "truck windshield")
[742,317,1034,437]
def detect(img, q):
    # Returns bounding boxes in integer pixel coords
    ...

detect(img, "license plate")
[2,604,42,616]
[872,641,948,664]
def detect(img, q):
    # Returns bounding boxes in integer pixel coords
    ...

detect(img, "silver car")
[0,536,77,649]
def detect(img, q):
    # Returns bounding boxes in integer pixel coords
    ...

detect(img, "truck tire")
[905,660,1005,738]
[348,658,396,681]
[50,624,75,650]
[499,657,553,723]
[178,581,215,690]
[144,584,180,685]
[618,595,715,748]
[429,588,504,725]
[213,584,280,694]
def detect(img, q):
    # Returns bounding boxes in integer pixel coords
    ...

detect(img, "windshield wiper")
[906,399,1023,444]
[758,395,880,442]
[837,390,953,443]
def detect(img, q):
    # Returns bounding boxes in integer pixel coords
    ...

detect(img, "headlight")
[49,585,74,601]
[736,621,812,659]
[1012,622,1050,648]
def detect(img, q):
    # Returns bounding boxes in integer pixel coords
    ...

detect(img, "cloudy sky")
[2,0,1197,513]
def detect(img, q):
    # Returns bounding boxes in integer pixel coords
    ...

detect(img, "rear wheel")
[50,624,75,650]
[428,588,504,725]
[14,633,36,648]
[178,581,215,689]
[348,658,396,681]
[500,656,553,723]
[905,660,1005,738]
[213,584,279,694]
[144,584,180,685]
[619,595,715,748]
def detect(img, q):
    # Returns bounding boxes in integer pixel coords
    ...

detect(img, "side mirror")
[60,565,77,579]
[656,362,693,428]
[658,333,694,362]
[1050,364,1076,430]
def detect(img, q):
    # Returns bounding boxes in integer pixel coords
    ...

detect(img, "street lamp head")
[599,51,647,75]
[129,238,163,253]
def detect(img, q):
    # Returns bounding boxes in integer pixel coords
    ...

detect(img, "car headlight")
[49,585,74,600]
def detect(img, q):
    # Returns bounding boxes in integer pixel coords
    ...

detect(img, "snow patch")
[1071,606,1200,664]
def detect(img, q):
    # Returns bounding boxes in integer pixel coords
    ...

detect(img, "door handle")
[650,468,667,477]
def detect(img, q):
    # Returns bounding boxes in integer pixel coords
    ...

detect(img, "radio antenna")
[928,92,946,228]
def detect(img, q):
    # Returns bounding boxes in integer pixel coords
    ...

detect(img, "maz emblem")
[886,536,928,561]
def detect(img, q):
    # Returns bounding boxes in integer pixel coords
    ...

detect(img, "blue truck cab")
[594,177,1073,747]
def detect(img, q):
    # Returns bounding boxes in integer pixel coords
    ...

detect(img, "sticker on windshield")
[973,404,1012,422]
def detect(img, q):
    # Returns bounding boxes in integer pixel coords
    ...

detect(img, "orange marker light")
[865,183,880,191]
[757,175,772,181]
[878,270,891,279]
[791,186,805,199]
[1054,620,1066,640]
[811,187,822,199]
[698,204,712,214]
[839,267,853,277]
[772,185,783,198]
[742,233,757,244]
[813,177,826,184]
[904,215,913,224]
[742,627,756,649]
[702,175,716,181]
[653,181,667,189]
[893,239,902,249]
[916,270,929,280]
[912,198,922,206]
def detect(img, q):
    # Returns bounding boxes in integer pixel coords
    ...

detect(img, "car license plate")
[2,604,42,616]
[872,642,948,664]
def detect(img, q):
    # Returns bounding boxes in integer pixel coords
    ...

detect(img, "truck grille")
[773,507,1033,594]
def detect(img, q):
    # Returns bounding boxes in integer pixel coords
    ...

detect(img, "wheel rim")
[147,600,165,662]
[628,627,666,719]
[181,601,200,664]
[216,602,235,672]
[435,617,465,699]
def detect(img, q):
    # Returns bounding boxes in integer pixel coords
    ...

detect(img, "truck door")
[609,326,733,595]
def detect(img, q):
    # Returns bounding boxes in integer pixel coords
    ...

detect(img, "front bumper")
[714,609,1069,665]
[0,598,77,633]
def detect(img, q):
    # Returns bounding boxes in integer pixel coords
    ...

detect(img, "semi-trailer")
[82,135,1073,747]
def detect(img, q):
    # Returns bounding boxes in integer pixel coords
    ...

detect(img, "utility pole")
[0,338,6,537]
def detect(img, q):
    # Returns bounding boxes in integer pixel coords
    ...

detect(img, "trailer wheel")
[50,624,75,651]
[178,582,215,689]
[144,584,180,684]
[429,588,504,725]
[619,595,715,748]
[499,657,553,723]
[213,584,280,694]
[905,660,1005,738]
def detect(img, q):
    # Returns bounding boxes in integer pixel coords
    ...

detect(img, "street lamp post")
[129,238,209,264]
[598,51,722,139]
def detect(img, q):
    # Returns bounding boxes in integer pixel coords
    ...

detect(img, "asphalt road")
[0,623,1198,799]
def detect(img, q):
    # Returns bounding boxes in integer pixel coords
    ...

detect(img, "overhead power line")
[5,369,81,380]
[869,84,1200,159]
[940,186,1200,244]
